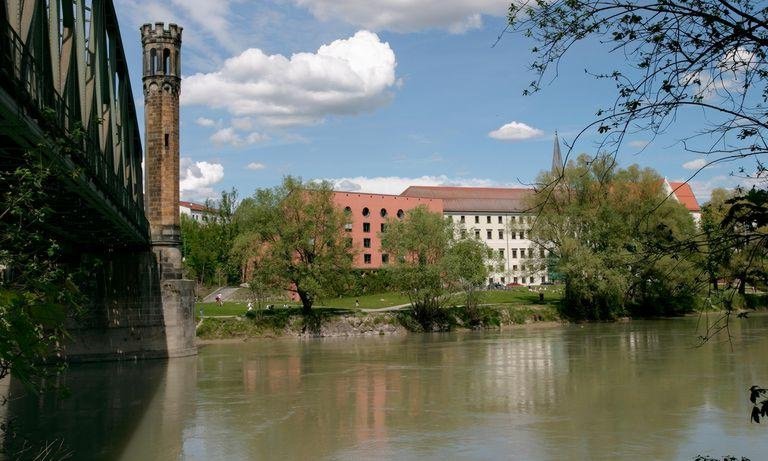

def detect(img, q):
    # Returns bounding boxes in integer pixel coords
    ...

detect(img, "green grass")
[318,291,411,309]
[196,301,354,318]
[479,286,563,306]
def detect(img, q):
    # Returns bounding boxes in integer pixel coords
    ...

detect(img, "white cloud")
[247,162,266,170]
[327,175,521,195]
[688,174,766,203]
[292,0,509,33]
[180,158,224,200]
[210,127,268,147]
[195,117,217,127]
[682,158,707,170]
[488,121,544,141]
[627,140,649,149]
[182,31,399,126]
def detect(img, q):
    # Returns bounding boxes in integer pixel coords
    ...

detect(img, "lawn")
[480,286,563,306]
[318,291,411,309]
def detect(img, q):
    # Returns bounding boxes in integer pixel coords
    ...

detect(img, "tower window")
[164,133,169,147]
[150,48,157,75]
[163,48,171,74]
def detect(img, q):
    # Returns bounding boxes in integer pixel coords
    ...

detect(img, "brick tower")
[142,22,183,280]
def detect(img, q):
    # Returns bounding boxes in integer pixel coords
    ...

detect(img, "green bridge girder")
[0,0,148,247]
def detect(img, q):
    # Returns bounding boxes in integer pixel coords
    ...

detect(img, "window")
[512,249,517,258]
[382,254,389,264]
[380,208,388,218]
[513,264,518,271]
[474,216,480,223]
[498,230,504,239]
[461,229,467,238]
[519,231,525,239]
[344,206,352,214]
[460,215,465,223]
[519,250,525,259]
[397,209,404,219]
[511,231,516,240]
[486,230,492,239]
[522,265,526,272]
[164,133,169,147]
[364,254,371,264]
[362,207,370,217]
[498,216,503,224]
[528,248,534,258]
[363,223,370,232]
[501,277,506,284]
[363,238,371,248]
[498,249,504,258]
[541,276,546,284]
[486,216,491,223]
[344,223,352,232]
[540,248,545,258]
[488,277,494,285]
[513,276,518,283]
[474,230,480,239]
[510,216,516,223]
[529,276,534,284]
[381,223,387,232]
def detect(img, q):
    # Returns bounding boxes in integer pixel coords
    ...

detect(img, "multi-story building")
[179,201,215,222]
[331,191,443,268]
[399,186,547,285]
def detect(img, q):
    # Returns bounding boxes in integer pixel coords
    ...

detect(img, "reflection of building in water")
[483,336,563,411]
[242,356,302,394]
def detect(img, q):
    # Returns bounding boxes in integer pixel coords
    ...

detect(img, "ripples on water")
[3,315,768,460]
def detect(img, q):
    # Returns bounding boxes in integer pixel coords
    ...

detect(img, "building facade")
[179,200,215,222]
[331,191,443,269]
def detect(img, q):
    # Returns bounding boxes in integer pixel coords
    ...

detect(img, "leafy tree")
[527,154,698,319]
[381,206,498,329]
[233,177,352,313]
[180,189,240,287]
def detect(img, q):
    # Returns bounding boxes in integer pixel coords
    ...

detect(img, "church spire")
[552,131,563,174]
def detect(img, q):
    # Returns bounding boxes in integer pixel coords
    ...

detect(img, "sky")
[112,0,756,204]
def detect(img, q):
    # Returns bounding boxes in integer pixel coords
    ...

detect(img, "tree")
[180,189,240,287]
[233,177,352,313]
[380,206,496,329]
[527,154,698,320]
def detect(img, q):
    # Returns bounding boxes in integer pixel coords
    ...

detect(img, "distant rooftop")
[400,186,533,213]
[667,181,701,212]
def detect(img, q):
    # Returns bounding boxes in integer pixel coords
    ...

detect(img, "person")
[247,301,253,312]
[215,293,222,306]
[355,299,359,308]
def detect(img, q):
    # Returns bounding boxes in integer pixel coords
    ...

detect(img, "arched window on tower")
[163,48,171,75]
[149,48,157,75]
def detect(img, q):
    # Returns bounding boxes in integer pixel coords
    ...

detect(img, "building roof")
[400,186,533,213]
[667,181,701,212]
[179,200,212,212]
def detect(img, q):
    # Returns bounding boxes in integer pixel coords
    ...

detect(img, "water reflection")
[5,316,768,460]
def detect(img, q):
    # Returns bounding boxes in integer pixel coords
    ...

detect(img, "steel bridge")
[0,0,147,246]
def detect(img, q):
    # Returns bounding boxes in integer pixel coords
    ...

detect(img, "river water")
[3,315,768,460]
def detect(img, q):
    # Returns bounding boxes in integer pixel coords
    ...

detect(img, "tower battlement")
[141,22,183,44]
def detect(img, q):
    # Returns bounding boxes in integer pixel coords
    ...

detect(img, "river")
[3,315,768,460]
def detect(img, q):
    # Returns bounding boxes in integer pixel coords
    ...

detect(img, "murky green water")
[4,315,768,460]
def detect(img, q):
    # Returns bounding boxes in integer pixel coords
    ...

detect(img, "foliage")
[232,176,352,313]
[527,154,698,320]
[381,206,500,330]
[180,189,240,286]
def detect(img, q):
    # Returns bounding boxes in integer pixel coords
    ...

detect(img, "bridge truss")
[0,0,148,246]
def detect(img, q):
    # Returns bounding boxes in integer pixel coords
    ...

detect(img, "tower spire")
[552,131,563,174]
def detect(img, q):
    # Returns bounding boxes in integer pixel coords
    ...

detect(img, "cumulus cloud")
[210,127,268,147]
[292,0,508,33]
[327,175,521,195]
[180,158,224,200]
[182,31,398,126]
[683,158,708,170]
[247,162,266,170]
[627,140,649,149]
[488,121,544,141]
[195,117,217,127]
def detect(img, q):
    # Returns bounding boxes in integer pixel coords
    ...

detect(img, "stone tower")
[142,22,183,280]
[552,131,563,175]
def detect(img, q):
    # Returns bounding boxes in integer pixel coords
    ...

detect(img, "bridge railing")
[0,14,149,242]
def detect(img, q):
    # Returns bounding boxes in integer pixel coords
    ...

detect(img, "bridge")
[0,0,196,360]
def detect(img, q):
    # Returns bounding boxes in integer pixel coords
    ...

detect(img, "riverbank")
[195,304,561,341]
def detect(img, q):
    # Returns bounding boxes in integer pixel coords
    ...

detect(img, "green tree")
[233,177,352,313]
[527,154,698,320]
[180,189,240,287]
[381,206,497,329]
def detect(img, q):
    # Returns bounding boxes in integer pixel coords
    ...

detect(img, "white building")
[179,201,215,222]
[399,186,548,286]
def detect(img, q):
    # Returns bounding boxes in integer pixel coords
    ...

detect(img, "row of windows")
[345,222,387,233]
[362,253,389,264]
[462,229,529,240]
[345,207,405,219]
[457,215,534,224]
[490,276,547,284]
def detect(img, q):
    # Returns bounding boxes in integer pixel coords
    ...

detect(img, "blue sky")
[113,0,751,203]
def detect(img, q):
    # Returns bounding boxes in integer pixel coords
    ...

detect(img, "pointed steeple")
[552,131,563,174]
